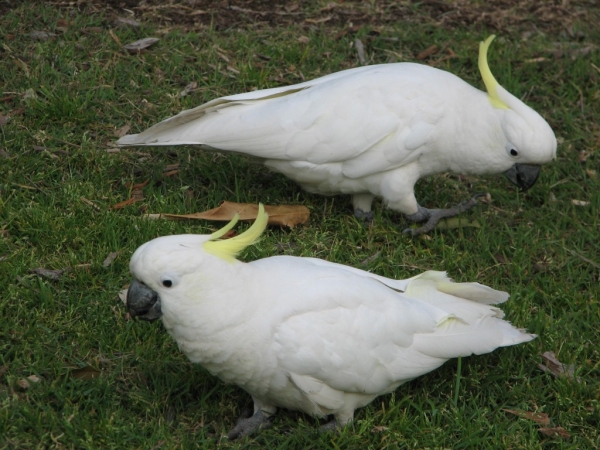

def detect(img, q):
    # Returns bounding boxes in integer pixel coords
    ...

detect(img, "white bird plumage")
[117,36,556,234]
[126,204,536,438]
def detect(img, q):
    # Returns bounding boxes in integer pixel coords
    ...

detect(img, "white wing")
[117,64,463,179]
[250,258,533,399]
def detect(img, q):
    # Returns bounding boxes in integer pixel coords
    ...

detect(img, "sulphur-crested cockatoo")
[126,204,535,439]
[117,36,556,235]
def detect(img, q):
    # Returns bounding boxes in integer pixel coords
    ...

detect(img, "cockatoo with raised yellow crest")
[117,36,556,235]
[126,204,535,439]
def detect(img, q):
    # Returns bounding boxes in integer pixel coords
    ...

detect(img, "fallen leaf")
[503,409,550,425]
[150,201,310,228]
[123,37,160,54]
[114,124,131,137]
[56,19,69,32]
[80,197,101,211]
[17,379,30,389]
[297,35,310,44]
[80,26,103,34]
[360,251,382,266]
[112,182,147,209]
[371,426,389,433]
[355,38,366,65]
[586,169,597,178]
[417,44,439,60]
[69,366,101,381]
[29,267,65,280]
[30,30,56,40]
[114,17,141,28]
[435,217,481,230]
[27,375,41,383]
[180,81,197,97]
[538,351,580,382]
[126,179,150,190]
[103,252,120,267]
[118,288,128,305]
[571,199,589,206]
[0,114,9,127]
[539,427,570,439]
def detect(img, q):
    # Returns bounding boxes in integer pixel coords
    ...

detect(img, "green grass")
[1,1,599,448]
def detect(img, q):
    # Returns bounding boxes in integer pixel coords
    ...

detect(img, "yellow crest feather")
[203,203,269,263]
[478,35,509,110]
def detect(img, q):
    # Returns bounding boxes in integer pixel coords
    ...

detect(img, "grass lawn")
[1,0,599,448]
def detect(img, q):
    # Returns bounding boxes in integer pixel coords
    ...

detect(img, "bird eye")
[162,279,173,288]
[510,148,519,157]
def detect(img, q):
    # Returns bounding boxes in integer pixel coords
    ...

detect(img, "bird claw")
[403,194,484,237]
[354,208,374,224]
[227,410,271,440]
[319,419,340,434]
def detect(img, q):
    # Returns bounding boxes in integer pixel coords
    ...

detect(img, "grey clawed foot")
[319,419,340,434]
[402,194,485,236]
[227,410,272,440]
[354,208,374,224]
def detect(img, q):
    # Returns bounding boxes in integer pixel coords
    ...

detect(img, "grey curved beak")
[504,164,541,192]
[127,279,162,321]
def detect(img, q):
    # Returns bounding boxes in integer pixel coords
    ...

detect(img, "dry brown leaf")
[29,267,65,280]
[69,366,101,381]
[124,37,160,54]
[371,426,389,433]
[0,114,9,127]
[503,409,551,425]
[80,26,103,34]
[154,201,309,228]
[114,124,131,137]
[17,379,30,389]
[297,35,310,44]
[417,44,439,60]
[27,375,41,383]
[103,252,120,267]
[114,17,141,28]
[126,179,150,190]
[539,427,570,439]
[180,81,197,97]
[538,351,580,382]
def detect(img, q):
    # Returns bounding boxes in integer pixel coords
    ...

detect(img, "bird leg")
[403,194,484,236]
[352,193,375,224]
[227,409,272,440]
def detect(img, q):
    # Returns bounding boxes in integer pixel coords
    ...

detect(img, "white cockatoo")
[126,204,535,439]
[117,36,556,235]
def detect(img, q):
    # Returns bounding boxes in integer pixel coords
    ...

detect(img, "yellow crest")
[478,35,509,110]
[203,203,269,263]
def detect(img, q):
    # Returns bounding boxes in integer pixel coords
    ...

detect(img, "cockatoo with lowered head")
[126,204,536,439]
[117,36,556,235]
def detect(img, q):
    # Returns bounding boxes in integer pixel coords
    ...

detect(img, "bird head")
[126,204,269,321]
[479,35,557,191]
